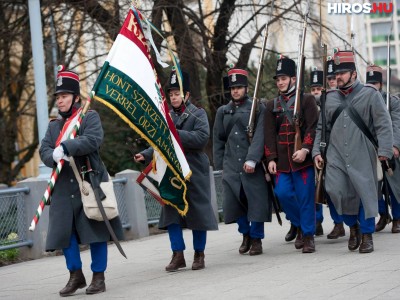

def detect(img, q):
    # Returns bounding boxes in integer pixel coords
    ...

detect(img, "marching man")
[313,50,393,253]
[264,56,319,253]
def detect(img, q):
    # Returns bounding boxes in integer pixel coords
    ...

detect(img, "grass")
[0,233,20,267]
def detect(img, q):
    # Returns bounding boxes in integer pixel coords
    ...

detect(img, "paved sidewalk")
[1,213,400,300]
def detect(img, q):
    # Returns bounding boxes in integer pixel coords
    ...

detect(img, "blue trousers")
[274,167,316,236]
[327,195,344,224]
[342,203,375,234]
[63,233,107,272]
[237,215,265,239]
[378,186,400,219]
[168,223,207,252]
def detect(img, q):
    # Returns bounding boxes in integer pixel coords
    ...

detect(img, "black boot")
[294,228,304,249]
[165,251,186,272]
[348,224,361,251]
[302,236,316,253]
[249,238,263,256]
[359,234,374,253]
[59,269,86,297]
[239,234,251,254]
[86,272,106,294]
[375,214,391,232]
[315,222,324,236]
[192,251,205,270]
[327,223,345,239]
[392,220,400,233]
[285,224,298,242]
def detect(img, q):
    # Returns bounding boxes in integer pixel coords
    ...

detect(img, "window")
[371,22,394,42]
[373,46,396,65]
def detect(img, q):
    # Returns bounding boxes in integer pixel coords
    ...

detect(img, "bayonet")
[247,0,275,140]
[293,0,310,152]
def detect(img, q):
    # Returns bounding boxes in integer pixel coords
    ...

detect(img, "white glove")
[244,160,256,168]
[52,146,64,163]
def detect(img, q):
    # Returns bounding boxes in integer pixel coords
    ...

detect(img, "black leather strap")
[221,107,246,142]
[331,101,347,130]
[175,112,189,130]
[346,106,378,149]
[273,96,295,127]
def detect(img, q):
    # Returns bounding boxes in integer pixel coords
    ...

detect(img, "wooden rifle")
[383,3,395,224]
[315,0,328,205]
[315,60,328,202]
[247,0,274,140]
[293,0,310,152]
[386,2,393,112]
[247,0,282,225]
[349,6,364,82]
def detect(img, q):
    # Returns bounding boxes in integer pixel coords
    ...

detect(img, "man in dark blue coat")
[135,70,218,272]
[213,68,272,256]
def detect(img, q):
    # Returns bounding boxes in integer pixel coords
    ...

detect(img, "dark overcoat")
[142,102,218,231]
[383,93,400,203]
[39,108,124,251]
[312,81,393,218]
[213,97,272,224]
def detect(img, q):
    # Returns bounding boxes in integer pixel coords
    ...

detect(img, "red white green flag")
[92,6,191,215]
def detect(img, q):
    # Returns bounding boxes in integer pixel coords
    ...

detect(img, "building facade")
[365,0,400,90]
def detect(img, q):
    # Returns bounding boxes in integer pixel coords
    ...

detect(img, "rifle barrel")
[248,0,275,141]
[387,3,393,111]
[293,0,310,152]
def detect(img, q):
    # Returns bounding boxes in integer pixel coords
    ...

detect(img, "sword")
[382,160,393,225]
[86,158,127,259]
[263,163,282,226]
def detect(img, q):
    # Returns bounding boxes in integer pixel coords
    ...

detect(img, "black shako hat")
[333,49,356,73]
[273,55,296,79]
[54,65,80,95]
[310,68,323,87]
[326,56,335,78]
[228,68,248,87]
[167,70,190,94]
[366,64,383,84]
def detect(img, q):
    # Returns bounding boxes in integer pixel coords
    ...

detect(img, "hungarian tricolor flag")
[92,6,191,215]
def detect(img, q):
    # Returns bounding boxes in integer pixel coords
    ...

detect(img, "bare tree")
[1,1,37,185]
[0,0,311,184]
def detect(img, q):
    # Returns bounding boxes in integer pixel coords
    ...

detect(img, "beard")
[337,81,344,88]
